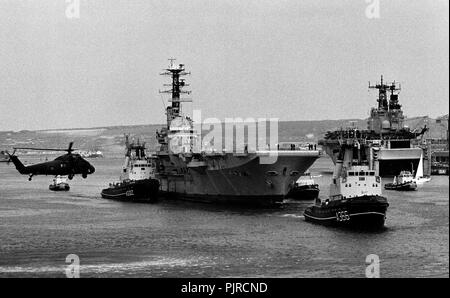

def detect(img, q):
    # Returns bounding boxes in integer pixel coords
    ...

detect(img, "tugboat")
[384,171,417,191]
[49,176,70,191]
[286,173,319,200]
[304,141,389,229]
[101,135,160,202]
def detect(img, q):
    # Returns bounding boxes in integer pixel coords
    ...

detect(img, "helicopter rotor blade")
[14,142,77,153]
[13,147,72,152]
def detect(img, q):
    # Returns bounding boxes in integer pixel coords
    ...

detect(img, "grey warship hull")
[157,151,319,206]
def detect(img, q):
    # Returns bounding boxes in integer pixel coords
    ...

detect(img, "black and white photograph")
[0,0,448,286]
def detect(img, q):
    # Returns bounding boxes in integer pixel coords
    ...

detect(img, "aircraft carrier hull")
[159,192,284,206]
[156,151,319,206]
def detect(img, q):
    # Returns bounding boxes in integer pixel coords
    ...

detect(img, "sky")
[0,0,448,131]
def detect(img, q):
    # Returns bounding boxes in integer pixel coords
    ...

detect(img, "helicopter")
[5,142,95,181]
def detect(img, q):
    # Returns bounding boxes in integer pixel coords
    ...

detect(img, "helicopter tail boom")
[7,154,28,174]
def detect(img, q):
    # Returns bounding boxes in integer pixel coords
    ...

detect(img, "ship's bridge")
[337,165,381,199]
[167,115,199,154]
[169,116,193,132]
[128,159,155,180]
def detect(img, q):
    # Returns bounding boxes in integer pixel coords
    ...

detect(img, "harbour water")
[0,157,448,277]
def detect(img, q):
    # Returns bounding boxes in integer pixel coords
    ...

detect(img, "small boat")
[49,176,70,191]
[413,153,431,185]
[0,151,8,163]
[286,173,319,200]
[304,141,389,229]
[101,135,159,203]
[78,150,104,158]
[384,171,417,191]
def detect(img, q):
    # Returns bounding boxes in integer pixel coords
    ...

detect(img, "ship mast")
[159,59,192,126]
[368,75,401,112]
[124,134,146,160]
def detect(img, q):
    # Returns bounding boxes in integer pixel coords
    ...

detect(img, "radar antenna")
[159,58,192,123]
[369,75,401,111]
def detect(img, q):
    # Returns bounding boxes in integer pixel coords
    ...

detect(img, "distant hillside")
[0,116,447,157]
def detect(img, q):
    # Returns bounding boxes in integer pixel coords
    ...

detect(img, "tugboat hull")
[286,185,319,200]
[384,182,417,191]
[304,196,389,229]
[101,179,160,203]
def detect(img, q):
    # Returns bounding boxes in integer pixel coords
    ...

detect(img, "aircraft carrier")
[152,60,320,206]
[320,76,427,177]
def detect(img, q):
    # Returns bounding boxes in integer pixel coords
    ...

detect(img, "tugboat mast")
[124,134,146,160]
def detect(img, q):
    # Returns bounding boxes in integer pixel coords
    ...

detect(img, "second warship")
[320,76,427,177]
[153,60,321,206]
